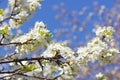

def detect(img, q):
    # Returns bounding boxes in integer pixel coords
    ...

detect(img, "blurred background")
[0,0,120,80]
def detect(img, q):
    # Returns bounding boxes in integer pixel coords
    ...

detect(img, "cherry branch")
[0,0,18,24]
[0,55,65,65]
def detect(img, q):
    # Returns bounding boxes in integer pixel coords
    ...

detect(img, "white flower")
[41,42,75,64]
[27,0,41,13]
[9,11,28,28]
[8,0,42,28]
[76,47,88,60]
[95,72,106,80]
[9,61,28,66]
[8,0,15,7]
[9,0,24,8]
[94,26,115,41]
[77,26,118,64]
[77,37,108,63]
[17,78,23,80]
[0,15,3,21]
[95,72,104,78]
[11,21,52,54]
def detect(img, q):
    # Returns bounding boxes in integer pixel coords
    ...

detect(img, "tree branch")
[0,56,62,64]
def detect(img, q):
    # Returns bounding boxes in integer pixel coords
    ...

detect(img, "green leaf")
[51,68,57,73]
[78,62,85,64]
[4,26,9,34]
[100,76,106,80]
[104,30,112,35]
[38,30,45,35]
[0,9,4,16]
[46,33,52,37]
[0,30,4,34]
[42,60,50,64]
[22,64,38,72]
[44,44,47,49]
[0,26,9,35]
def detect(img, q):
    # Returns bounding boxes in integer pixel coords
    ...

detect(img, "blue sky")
[0,0,119,80]
[0,0,115,31]
[0,0,116,54]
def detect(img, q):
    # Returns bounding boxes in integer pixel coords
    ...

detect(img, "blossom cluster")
[9,26,119,79]
[11,21,52,54]
[8,0,43,28]
[76,26,119,64]
[0,0,120,80]
[94,26,115,41]
[21,42,80,79]
[41,42,75,64]
[95,72,106,80]
[39,42,76,79]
